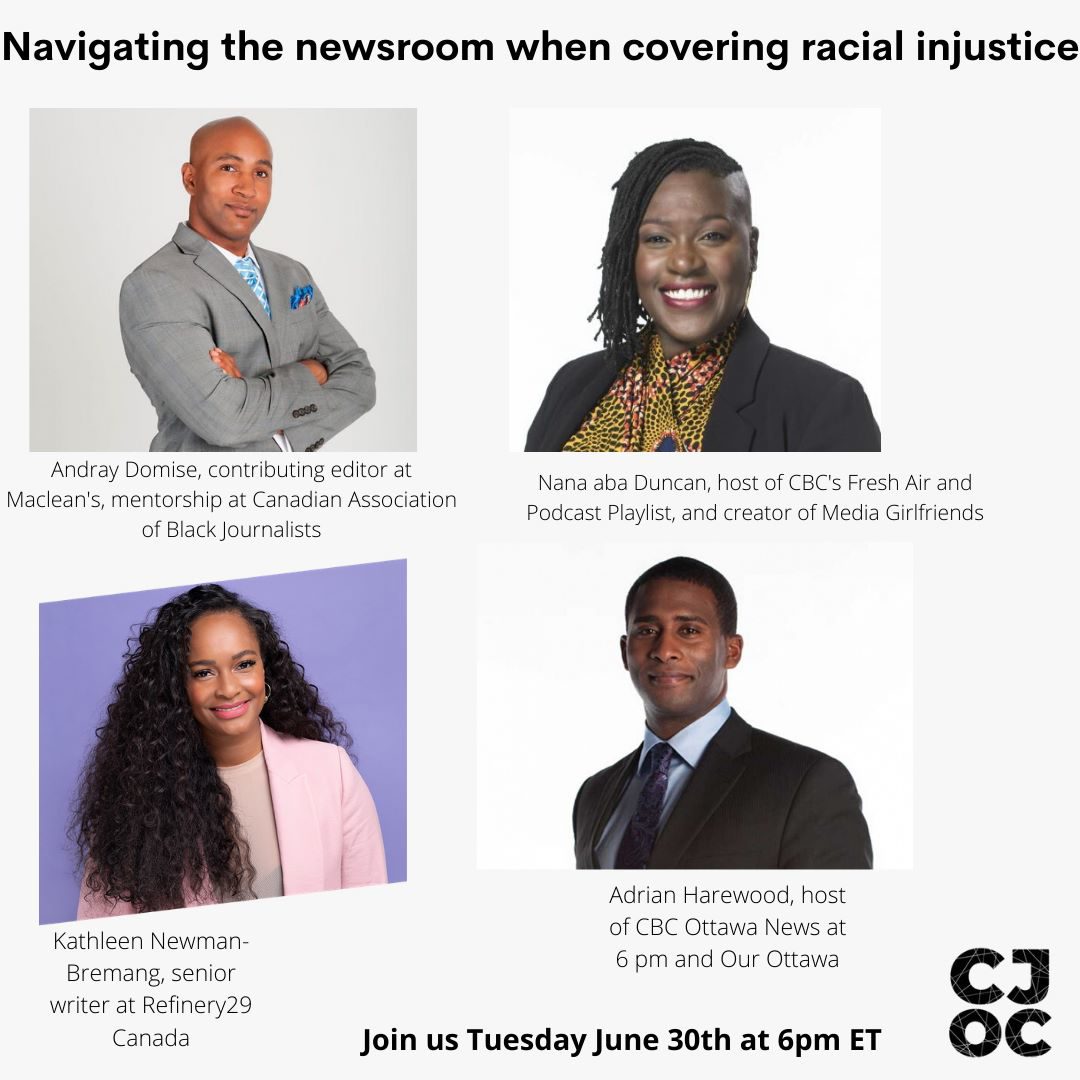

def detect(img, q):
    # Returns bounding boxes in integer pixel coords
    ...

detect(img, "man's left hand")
[299,358,329,386]
[209,346,242,379]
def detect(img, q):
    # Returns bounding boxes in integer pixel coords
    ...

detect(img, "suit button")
[311,404,318,414]
[269,371,276,378]
[291,409,300,419]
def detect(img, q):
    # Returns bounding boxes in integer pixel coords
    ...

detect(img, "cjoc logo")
[949,948,1050,1057]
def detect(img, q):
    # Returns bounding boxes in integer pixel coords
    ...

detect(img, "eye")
[256,170,270,179]
[220,164,237,172]
[634,626,658,636]
[640,233,670,246]
[236,659,258,671]
[700,230,728,242]
[680,626,701,635]
[190,667,214,680]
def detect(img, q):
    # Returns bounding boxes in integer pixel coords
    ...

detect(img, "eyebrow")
[214,153,273,168]
[639,214,731,228]
[631,614,710,625]
[187,649,259,667]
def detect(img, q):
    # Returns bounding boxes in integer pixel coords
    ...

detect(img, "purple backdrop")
[39,560,407,923]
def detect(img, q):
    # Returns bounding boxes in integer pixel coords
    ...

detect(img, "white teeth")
[663,287,711,300]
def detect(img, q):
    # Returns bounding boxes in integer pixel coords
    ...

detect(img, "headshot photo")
[30,109,416,452]
[477,543,912,870]
[513,109,881,452]
[575,557,870,869]
[39,562,406,923]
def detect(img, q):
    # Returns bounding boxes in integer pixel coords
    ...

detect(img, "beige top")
[217,751,284,900]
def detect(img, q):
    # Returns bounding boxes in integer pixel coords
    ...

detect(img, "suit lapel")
[701,400,755,451]
[585,750,639,868]
[253,245,295,353]
[649,711,752,867]
[702,313,770,451]
[260,723,325,895]
[171,223,281,368]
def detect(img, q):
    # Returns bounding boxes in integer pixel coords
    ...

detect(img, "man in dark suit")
[573,557,871,869]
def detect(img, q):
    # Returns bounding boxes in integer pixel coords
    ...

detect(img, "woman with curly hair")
[73,583,386,917]
[525,138,880,452]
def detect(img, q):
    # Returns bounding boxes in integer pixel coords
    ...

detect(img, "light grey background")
[30,108,416,451]
[4,1,1077,1069]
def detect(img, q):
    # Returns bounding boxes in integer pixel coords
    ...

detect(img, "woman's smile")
[209,698,253,720]
[659,284,717,307]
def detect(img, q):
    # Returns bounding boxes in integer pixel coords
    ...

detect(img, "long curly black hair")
[590,138,747,362]
[72,584,351,913]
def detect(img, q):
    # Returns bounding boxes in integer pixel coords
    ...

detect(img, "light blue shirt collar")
[638,698,731,772]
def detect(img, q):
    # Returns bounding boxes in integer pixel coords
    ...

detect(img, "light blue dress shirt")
[594,699,732,869]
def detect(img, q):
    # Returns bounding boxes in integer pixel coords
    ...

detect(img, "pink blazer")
[77,722,387,918]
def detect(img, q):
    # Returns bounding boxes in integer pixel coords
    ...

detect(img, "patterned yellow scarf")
[563,319,740,452]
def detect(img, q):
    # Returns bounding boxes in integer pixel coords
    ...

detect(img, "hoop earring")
[264,681,272,702]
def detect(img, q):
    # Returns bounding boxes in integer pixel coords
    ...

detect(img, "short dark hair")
[625,556,738,635]
[591,138,748,361]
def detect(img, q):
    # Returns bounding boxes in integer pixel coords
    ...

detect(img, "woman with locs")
[526,138,880,452]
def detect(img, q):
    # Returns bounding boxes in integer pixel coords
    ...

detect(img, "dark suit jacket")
[573,711,872,869]
[526,315,880,452]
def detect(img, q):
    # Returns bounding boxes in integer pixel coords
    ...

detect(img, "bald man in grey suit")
[120,116,375,452]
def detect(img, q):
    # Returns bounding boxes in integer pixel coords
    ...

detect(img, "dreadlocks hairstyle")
[72,584,351,913]
[590,139,747,362]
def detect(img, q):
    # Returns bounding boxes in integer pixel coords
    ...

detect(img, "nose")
[649,627,683,662]
[666,238,705,277]
[231,171,256,198]
[215,670,242,700]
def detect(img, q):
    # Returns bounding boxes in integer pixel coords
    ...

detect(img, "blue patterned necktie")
[235,256,271,318]
[615,743,676,869]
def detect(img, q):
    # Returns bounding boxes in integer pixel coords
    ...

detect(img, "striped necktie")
[235,256,271,318]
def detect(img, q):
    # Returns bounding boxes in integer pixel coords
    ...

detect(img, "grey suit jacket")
[120,223,375,451]
[573,710,872,869]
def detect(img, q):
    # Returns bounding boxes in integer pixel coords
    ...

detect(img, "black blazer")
[526,315,880,452]
[573,711,872,869]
